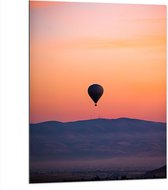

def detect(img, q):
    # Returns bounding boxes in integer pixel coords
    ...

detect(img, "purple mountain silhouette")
[30,118,166,171]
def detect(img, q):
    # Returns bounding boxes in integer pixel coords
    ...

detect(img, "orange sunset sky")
[30,1,166,123]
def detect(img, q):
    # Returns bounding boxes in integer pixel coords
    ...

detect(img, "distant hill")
[143,165,166,178]
[30,118,166,171]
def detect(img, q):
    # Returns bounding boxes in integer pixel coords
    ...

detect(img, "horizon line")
[30,117,166,125]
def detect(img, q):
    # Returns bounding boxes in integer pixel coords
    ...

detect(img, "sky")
[30,1,166,123]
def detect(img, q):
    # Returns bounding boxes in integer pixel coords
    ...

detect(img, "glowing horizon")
[30,2,166,123]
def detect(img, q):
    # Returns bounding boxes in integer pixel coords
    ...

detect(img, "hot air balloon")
[88,84,104,106]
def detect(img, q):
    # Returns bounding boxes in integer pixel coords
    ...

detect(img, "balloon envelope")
[88,84,104,106]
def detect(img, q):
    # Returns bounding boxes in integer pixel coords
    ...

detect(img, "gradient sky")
[30,1,166,123]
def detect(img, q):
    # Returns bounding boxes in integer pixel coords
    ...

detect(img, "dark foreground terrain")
[30,165,166,183]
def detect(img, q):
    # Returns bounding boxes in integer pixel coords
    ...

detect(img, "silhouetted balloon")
[88,84,104,106]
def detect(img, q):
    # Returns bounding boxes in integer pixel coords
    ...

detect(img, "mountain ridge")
[30,117,166,125]
[30,117,166,171]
